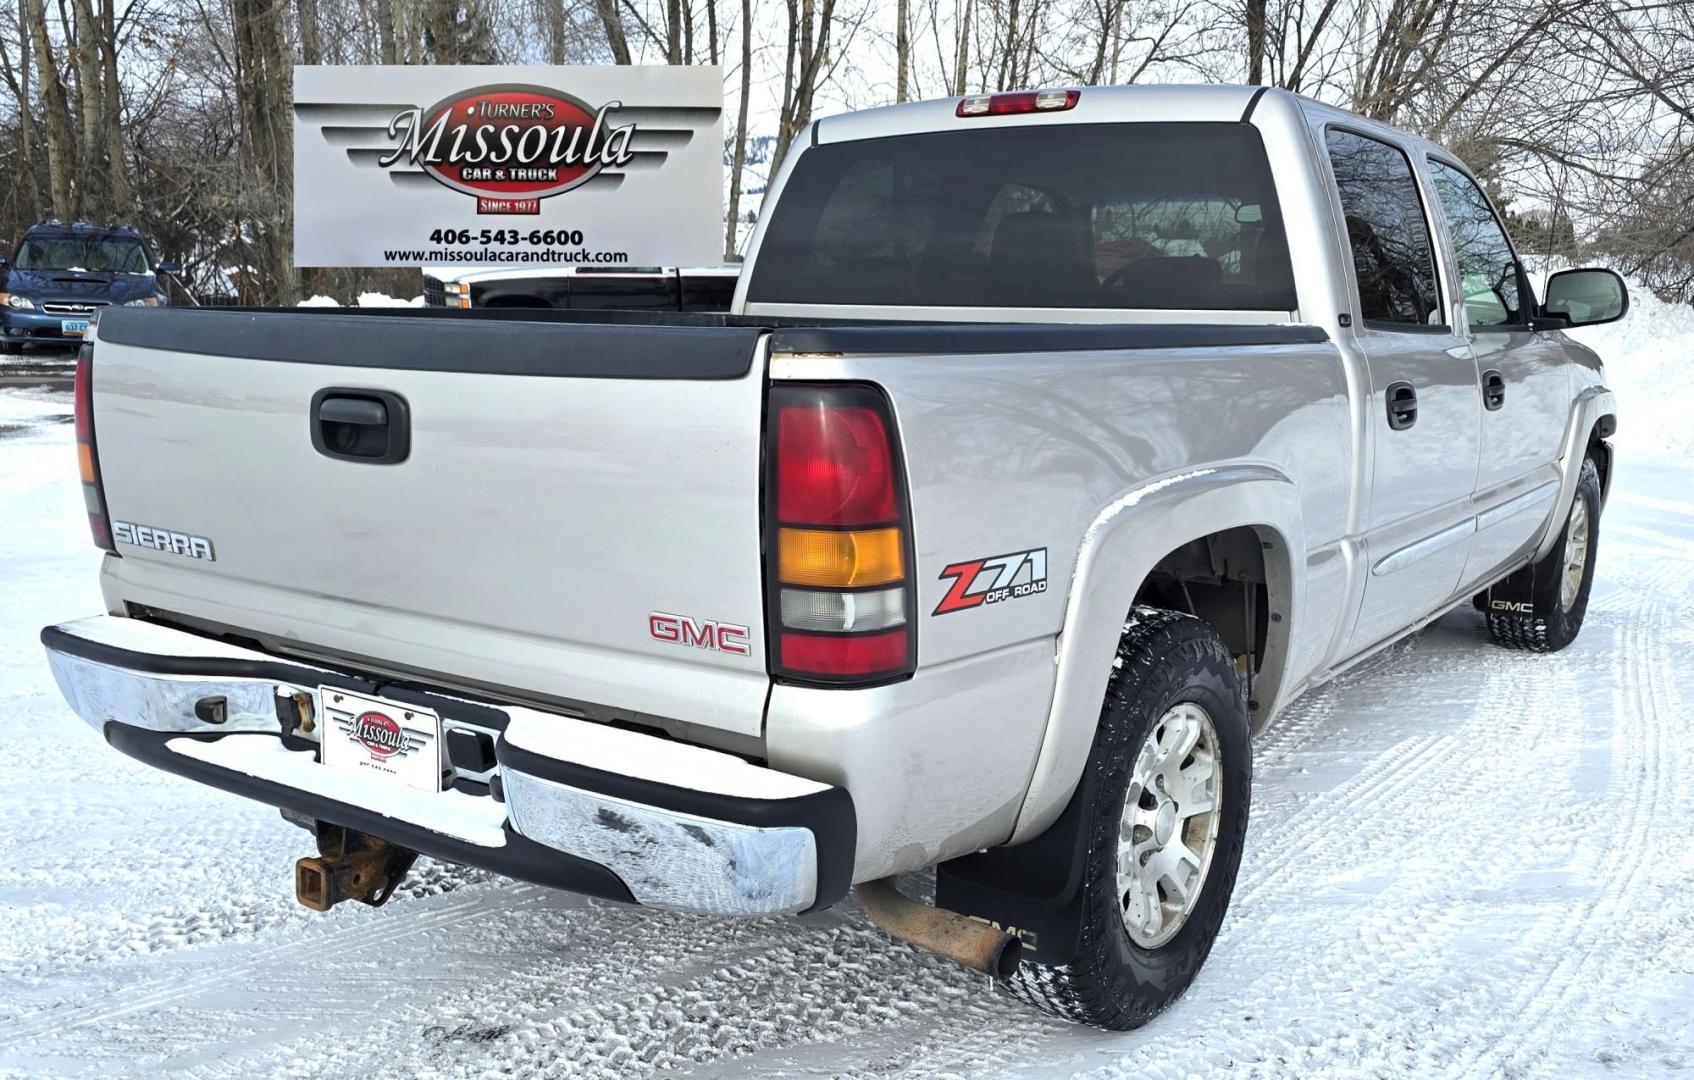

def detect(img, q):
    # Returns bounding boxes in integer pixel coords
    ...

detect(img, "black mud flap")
[934,766,1099,966]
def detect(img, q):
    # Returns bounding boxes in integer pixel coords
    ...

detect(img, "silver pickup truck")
[43,85,1625,1030]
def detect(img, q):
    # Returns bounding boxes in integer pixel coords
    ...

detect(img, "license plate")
[318,687,444,792]
[60,319,89,336]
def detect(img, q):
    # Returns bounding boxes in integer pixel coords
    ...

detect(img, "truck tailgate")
[88,308,773,739]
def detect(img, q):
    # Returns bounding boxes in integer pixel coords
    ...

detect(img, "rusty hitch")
[295,822,418,911]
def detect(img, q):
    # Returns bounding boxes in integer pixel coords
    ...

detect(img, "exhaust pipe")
[853,877,1023,979]
[295,823,417,911]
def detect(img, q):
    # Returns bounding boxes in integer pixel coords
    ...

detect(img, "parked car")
[424,264,739,312]
[0,221,180,353]
[43,85,1624,1030]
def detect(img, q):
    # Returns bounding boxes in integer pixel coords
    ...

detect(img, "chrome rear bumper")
[42,615,854,916]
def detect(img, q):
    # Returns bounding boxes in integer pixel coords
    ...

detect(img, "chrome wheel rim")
[1560,497,1590,611]
[1117,702,1223,949]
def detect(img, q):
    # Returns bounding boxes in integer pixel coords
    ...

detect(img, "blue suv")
[0,222,180,353]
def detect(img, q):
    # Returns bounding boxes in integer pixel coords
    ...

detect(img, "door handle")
[1385,381,1418,430]
[1483,370,1506,411]
[311,388,410,464]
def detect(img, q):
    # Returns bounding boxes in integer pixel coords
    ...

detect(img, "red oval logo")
[352,711,406,758]
[393,83,633,200]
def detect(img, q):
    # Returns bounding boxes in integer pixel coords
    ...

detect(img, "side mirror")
[156,261,182,275]
[1542,267,1627,328]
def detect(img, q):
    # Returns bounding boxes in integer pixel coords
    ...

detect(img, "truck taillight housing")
[766,385,915,685]
[73,342,116,553]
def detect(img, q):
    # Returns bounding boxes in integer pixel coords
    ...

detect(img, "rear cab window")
[746,123,1297,312]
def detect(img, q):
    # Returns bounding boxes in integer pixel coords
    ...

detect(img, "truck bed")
[89,306,1326,749]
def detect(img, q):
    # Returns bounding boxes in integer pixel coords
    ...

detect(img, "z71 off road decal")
[934,548,1048,615]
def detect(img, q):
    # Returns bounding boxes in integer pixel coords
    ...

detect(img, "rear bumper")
[42,615,855,916]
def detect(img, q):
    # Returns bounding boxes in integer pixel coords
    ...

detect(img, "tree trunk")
[705,0,718,65]
[896,0,909,101]
[1,2,43,213]
[377,0,398,63]
[667,0,683,62]
[69,0,104,219]
[724,0,752,259]
[594,0,631,63]
[298,0,322,64]
[542,0,567,63]
[953,0,971,96]
[99,0,131,218]
[25,0,76,220]
[1245,0,1266,84]
[231,0,296,304]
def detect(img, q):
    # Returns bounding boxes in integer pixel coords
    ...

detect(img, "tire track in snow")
[1456,555,1685,1076]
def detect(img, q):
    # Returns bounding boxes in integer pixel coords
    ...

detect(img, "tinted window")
[747,123,1296,311]
[1325,129,1441,326]
[1428,159,1522,326]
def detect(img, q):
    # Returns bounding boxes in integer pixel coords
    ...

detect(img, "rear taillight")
[956,89,1079,117]
[766,385,915,685]
[74,342,116,553]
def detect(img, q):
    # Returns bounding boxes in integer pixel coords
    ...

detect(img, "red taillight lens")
[956,89,1080,117]
[776,405,898,526]
[74,345,116,553]
[779,629,910,677]
[767,385,914,685]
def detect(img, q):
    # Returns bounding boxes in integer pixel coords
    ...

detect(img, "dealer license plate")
[60,319,90,336]
[318,686,444,792]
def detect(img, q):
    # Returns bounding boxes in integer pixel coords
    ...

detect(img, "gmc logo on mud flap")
[648,612,751,656]
[1490,600,1535,613]
[934,548,1048,615]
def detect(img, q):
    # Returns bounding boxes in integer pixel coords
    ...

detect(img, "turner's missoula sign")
[293,66,723,268]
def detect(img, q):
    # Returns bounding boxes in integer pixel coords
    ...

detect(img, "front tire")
[1008,607,1251,1030]
[1484,457,1601,652]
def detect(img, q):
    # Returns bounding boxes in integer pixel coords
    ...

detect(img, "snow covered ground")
[0,342,1690,1077]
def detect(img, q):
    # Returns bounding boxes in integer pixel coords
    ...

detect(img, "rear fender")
[1007,465,1304,843]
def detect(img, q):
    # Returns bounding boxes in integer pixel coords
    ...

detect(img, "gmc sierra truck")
[43,85,1625,1030]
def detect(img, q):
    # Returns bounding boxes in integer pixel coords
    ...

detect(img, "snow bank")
[1562,276,1694,463]
[296,293,425,308]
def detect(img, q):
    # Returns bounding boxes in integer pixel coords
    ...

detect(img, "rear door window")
[746,123,1296,311]
[1324,129,1443,327]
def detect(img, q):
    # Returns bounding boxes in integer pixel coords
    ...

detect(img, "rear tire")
[1484,457,1601,653]
[1008,607,1250,1030]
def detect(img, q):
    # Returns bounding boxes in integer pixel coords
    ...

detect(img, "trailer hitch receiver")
[295,822,418,911]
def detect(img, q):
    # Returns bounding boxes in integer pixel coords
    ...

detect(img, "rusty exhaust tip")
[853,877,1023,980]
[293,823,418,912]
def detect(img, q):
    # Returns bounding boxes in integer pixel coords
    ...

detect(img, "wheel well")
[1132,526,1277,708]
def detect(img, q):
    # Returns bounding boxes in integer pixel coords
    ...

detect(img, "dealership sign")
[293,66,723,267]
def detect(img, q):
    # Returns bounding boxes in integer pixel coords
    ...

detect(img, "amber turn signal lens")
[777,527,904,587]
[77,442,97,484]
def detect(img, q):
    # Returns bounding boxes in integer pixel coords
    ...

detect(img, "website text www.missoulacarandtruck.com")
[382,247,631,264]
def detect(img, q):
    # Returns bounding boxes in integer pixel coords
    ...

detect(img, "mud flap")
[1483,560,1540,615]
[934,767,1100,967]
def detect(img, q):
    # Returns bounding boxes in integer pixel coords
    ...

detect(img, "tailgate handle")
[311,388,410,465]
